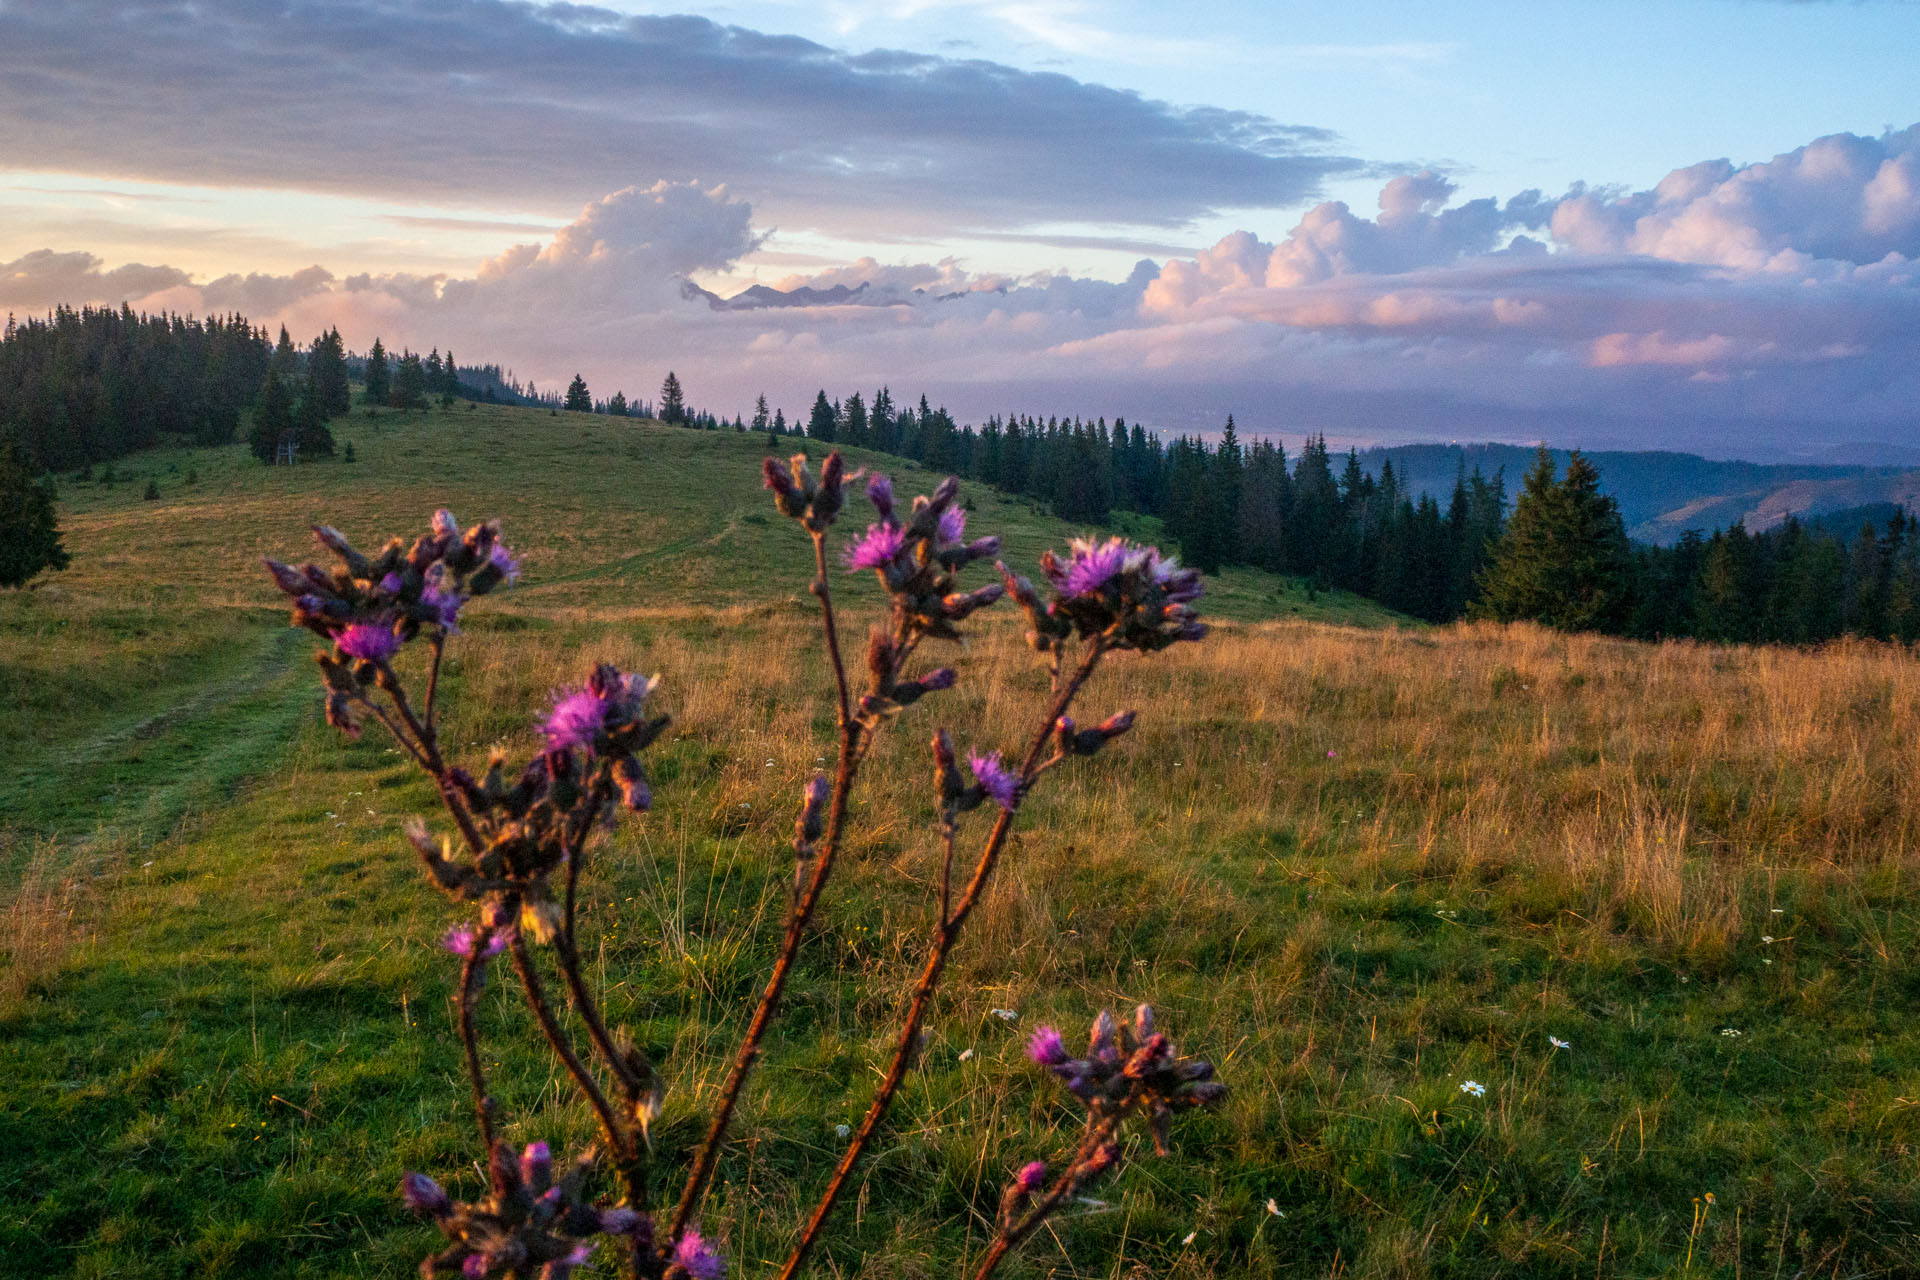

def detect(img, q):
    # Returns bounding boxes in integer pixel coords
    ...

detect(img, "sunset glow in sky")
[3,0,1917,456]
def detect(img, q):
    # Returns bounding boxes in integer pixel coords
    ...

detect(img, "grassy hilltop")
[3,402,1919,1278]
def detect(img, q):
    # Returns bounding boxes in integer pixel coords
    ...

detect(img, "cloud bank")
[0,0,1359,236]
[7,129,1918,459]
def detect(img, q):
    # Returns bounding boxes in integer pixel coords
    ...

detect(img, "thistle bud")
[794,773,829,852]
[399,1171,452,1218]
[866,473,895,521]
[612,754,652,811]
[807,451,847,530]
[519,1141,553,1195]
[1017,1160,1047,1192]
[932,729,963,809]
[324,691,362,739]
[263,558,311,596]
[762,455,807,519]
[1133,1002,1156,1041]
[311,525,372,578]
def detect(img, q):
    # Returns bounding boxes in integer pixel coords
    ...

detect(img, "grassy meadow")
[3,402,1919,1278]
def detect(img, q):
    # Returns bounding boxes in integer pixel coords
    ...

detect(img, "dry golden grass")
[0,837,94,1012]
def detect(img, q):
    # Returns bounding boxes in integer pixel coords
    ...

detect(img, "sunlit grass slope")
[3,401,1918,1279]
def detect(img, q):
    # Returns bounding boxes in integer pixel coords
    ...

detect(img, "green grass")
[3,404,1916,1279]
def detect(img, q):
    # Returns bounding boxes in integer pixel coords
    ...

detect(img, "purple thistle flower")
[462,1254,490,1280]
[335,622,400,663]
[969,751,1021,811]
[674,1228,727,1279]
[441,924,508,959]
[422,567,465,631]
[937,505,966,545]
[866,473,895,521]
[433,509,459,540]
[1027,1025,1068,1066]
[1056,537,1129,596]
[379,571,405,594]
[488,540,521,584]
[842,522,907,571]
[400,1171,451,1217]
[545,1243,596,1278]
[920,667,956,691]
[540,687,608,752]
[1017,1160,1048,1192]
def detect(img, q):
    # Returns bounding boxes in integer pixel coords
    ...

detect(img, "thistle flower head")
[1027,1025,1068,1066]
[674,1227,727,1279]
[969,751,1021,811]
[842,522,907,571]
[421,566,465,631]
[1052,537,1130,596]
[335,621,400,663]
[442,923,509,960]
[433,508,459,540]
[1031,537,1206,652]
[937,504,966,545]
[540,687,607,752]
[866,473,895,521]
[1017,1160,1048,1191]
[400,1171,452,1218]
[488,540,521,584]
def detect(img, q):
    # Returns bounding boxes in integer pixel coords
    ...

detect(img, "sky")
[2,0,1917,459]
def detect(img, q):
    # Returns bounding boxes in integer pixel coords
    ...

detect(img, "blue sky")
[1,0,1916,457]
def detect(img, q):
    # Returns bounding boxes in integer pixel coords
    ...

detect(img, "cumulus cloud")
[20,127,1920,458]
[0,249,191,312]
[0,0,1360,236]
[1549,126,1920,269]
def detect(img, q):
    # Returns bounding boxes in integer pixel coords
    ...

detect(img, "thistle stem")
[667,533,866,1241]
[777,640,1106,1279]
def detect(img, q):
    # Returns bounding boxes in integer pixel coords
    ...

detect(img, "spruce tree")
[659,371,685,424]
[0,443,70,587]
[363,338,391,406]
[249,367,296,463]
[564,374,593,413]
[751,394,770,433]
[807,390,837,441]
[391,350,427,410]
[1472,449,1633,632]
[607,391,628,418]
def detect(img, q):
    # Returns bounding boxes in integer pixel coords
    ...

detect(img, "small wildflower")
[834,1124,851,1139]
[1017,1160,1047,1191]
[1549,1036,1571,1051]
[1460,1080,1486,1097]
[1760,935,1774,944]
[1720,1028,1742,1037]
[1266,1198,1282,1216]
[990,1007,1019,1021]
[1027,1025,1068,1065]
[1182,1231,1198,1245]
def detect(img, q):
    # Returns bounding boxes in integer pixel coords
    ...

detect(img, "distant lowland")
[1360,443,1920,545]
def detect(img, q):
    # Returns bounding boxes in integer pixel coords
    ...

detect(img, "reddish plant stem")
[776,640,1107,1279]
[456,935,497,1149]
[506,932,632,1186]
[666,533,864,1241]
[971,1114,1125,1280]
